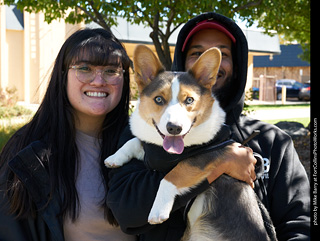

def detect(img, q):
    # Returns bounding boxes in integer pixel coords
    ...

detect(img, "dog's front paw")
[104,155,120,168]
[148,205,171,224]
[147,179,178,224]
[104,153,127,168]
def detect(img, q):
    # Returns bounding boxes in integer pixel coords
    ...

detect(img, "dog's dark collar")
[142,124,234,173]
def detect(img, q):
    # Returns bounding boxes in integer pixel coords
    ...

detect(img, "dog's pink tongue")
[163,136,184,154]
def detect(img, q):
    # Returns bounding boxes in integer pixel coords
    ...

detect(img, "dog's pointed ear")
[189,47,222,89]
[133,45,164,92]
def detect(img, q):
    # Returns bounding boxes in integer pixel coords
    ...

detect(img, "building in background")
[253,44,310,83]
[0,5,82,104]
[252,44,310,101]
[1,5,281,104]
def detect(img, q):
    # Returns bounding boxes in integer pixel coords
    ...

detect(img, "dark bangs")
[64,29,130,70]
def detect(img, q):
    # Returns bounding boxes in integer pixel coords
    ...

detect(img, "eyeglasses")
[69,65,125,85]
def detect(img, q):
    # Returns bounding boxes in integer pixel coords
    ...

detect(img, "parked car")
[252,87,259,99]
[275,79,303,100]
[298,81,310,101]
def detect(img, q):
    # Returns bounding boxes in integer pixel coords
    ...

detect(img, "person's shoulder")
[240,115,292,141]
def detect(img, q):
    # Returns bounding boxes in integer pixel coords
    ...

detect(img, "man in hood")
[107,12,310,241]
[172,12,310,240]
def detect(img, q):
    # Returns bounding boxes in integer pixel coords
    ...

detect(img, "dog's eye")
[154,96,165,105]
[185,97,194,105]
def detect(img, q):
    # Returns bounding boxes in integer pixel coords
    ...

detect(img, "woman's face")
[67,62,124,132]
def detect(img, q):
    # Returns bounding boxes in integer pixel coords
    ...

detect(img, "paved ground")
[247,107,310,120]
[247,99,310,106]
[246,99,310,120]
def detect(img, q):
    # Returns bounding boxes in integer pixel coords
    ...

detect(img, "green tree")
[249,0,310,62]
[3,0,310,68]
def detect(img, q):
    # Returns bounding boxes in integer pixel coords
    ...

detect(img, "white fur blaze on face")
[157,77,193,137]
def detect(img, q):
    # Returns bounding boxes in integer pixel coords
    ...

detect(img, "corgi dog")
[105,45,275,241]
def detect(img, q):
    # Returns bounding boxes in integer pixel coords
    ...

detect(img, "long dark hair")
[0,28,130,225]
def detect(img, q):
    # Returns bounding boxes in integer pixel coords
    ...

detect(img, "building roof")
[6,5,280,55]
[5,5,24,30]
[253,44,310,67]
[90,17,281,55]
[242,29,280,54]
[6,5,280,56]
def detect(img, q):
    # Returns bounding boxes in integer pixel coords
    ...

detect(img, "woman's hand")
[207,142,257,188]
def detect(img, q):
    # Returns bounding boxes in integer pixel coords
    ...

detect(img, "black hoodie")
[107,13,310,241]
[172,12,310,240]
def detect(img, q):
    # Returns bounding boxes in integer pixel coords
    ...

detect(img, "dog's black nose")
[167,122,182,135]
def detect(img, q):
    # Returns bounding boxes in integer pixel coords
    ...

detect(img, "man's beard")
[212,75,234,110]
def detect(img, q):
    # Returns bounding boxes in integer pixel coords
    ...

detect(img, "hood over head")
[172,12,248,125]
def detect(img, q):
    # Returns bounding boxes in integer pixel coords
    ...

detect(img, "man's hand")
[207,142,257,188]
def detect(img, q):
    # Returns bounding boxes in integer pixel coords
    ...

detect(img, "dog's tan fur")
[164,161,217,189]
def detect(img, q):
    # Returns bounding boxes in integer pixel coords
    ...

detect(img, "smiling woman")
[63,32,130,137]
[67,61,124,135]
[0,29,136,241]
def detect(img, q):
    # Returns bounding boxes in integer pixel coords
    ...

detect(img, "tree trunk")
[149,32,172,70]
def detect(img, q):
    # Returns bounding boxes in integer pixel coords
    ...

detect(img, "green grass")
[1,116,310,151]
[247,104,310,111]
[262,117,310,127]
[0,105,34,150]
[247,104,310,127]
[0,122,25,150]
[0,104,311,151]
